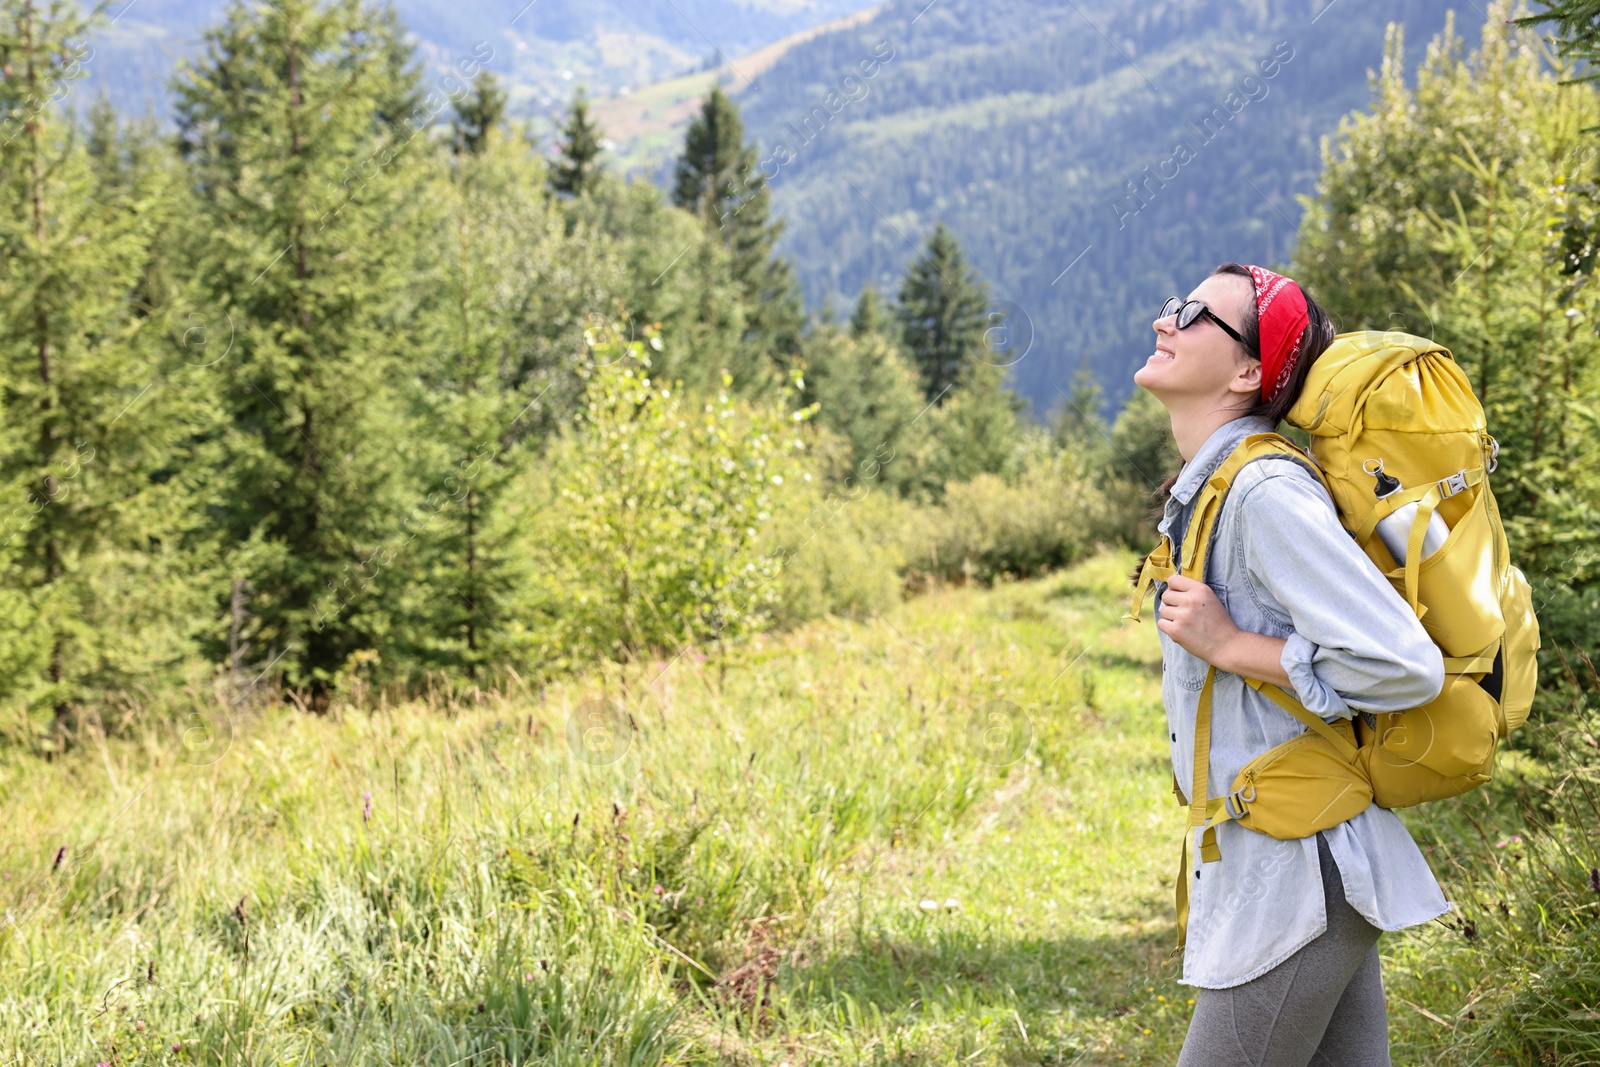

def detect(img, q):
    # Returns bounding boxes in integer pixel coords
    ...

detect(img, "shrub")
[904,437,1126,586]
[511,324,816,671]
[767,470,912,628]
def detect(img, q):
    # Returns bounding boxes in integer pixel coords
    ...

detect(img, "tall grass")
[1,548,1591,1065]
[1384,650,1600,1067]
[0,551,1177,1064]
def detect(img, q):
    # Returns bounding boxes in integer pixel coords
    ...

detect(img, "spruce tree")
[849,284,894,340]
[0,0,215,733]
[396,103,566,676]
[173,0,433,695]
[549,85,603,196]
[84,92,119,178]
[1051,364,1107,451]
[926,360,1029,486]
[896,223,990,405]
[452,69,507,157]
[800,323,927,496]
[672,86,803,375]
[1516,0,1600,65]
[566,174,755,398]
[1107,386,1176,491]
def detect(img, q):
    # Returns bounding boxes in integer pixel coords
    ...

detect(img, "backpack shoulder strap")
[1181,433,1319,580]
[1127,433,1318,621]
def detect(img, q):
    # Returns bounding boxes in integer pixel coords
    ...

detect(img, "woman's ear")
[1230,358,1262,398]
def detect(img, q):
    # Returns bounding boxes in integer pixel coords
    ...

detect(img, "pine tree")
[925,360,1028,487]
[896,223,990,405]
[0,0,215,733]
[395,104,570,676]
[452,70,507,157]
[549,85,604,196]
[1051,364,1107,452]
[173,0,434,695]
[566,174,756,398]
[672,86,803,376]
[849,284,894,340]
[800,323,927,496]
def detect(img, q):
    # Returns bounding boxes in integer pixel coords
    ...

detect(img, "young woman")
[1133,263,1450,1067]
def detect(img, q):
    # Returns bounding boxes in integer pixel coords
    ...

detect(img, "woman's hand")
[1155,574,1239,666]
[1156,574,1294,687]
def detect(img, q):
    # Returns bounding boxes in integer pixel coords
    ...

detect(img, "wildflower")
[171,1043,183,1052]
[1589,867,1600,893]
[52,846,66,870]
[918,899,939,911]
[1494,834,1523,849]
[362,790,372,825]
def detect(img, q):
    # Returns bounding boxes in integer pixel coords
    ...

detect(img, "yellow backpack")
[1128,330,1541,947]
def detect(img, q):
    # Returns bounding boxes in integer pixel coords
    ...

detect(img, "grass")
[0,548,1592,1065]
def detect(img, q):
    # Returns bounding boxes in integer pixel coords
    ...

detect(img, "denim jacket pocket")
[1165,582,1230,691]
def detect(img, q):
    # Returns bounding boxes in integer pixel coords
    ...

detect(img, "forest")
[733,0,1497,415]
[0,0,1141,730]
[0,0,1596,1063]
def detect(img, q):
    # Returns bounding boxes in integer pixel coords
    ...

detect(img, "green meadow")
[5,550,1589,1066]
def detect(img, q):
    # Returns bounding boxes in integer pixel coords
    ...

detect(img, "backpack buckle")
[1224,782,1257,819]
[1439,470,1469,498]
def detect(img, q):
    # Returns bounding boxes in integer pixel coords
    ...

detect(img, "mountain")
[589,5,884,172]
[75,0,881,127]
[80,0,1490,420]
[720,0,1490,417]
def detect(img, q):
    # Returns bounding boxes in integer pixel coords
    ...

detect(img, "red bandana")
[1246,264,1309,403]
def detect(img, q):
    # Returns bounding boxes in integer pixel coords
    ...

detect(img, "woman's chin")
[1132,356,1169,390]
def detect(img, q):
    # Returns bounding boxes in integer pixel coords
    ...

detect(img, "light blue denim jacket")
[1156,414,1452,989]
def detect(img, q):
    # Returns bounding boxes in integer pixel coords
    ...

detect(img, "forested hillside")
[83,0,1492,418]
[732,0,1489,415]
[80,0,880,123]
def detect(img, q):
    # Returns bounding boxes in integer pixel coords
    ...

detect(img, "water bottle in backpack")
[1364,458,1449,566]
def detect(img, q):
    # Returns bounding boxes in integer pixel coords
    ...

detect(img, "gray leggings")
[1177,832,1391,1067]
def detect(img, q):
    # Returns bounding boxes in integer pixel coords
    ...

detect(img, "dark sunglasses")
[1158,296,1246,346]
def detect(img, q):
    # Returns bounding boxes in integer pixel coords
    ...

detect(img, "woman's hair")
[1128,263,1337,587]
[1208,262,1337,426]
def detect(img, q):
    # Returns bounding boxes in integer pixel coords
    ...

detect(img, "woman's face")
[1133,272,1259,404]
